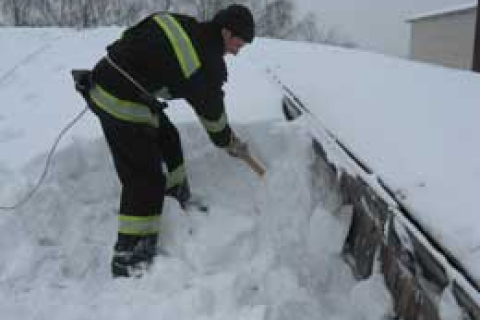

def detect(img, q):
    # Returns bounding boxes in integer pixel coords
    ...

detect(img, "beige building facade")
[407,3,477,69]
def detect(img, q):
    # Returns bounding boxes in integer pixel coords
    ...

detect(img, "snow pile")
[247,38,480,286]
[0,119,393,320]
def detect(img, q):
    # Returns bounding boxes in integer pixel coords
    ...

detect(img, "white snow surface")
[0,28,403,320]
[247,38,480,289]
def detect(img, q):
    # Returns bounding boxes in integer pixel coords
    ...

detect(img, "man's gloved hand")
[226,133,249,158]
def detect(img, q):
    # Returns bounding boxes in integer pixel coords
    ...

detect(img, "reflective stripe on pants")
[118,215,160,236]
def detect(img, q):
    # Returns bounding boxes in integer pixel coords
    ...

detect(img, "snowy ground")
[0,120,393,320]
[0,28,396,319]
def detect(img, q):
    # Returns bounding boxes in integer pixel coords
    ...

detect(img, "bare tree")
[5,0,34,26]
[260,0,294,38]
[191,0,237,21]
[0,0,16,25]
[0,0,172,26]
[0,0,355,48]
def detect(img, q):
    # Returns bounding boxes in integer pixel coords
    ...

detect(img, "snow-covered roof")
[250,38,480,291]
[406,2,476,22]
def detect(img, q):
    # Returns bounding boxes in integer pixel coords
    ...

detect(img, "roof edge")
[406,2,476,23]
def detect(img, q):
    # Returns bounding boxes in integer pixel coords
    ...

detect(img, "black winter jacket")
[90,13,232,147]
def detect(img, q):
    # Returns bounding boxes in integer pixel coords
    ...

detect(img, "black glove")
[226,133,249,158]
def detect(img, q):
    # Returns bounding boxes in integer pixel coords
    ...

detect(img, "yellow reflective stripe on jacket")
[153,14,201,78]
[118,215,160,235]
[199,113,227,133]
[89,84,159,127]
[166,164,186,189]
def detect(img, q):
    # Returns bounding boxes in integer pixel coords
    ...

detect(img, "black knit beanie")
[213,4,255,43]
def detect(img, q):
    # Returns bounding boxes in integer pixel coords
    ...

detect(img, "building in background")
[407,3,477,69]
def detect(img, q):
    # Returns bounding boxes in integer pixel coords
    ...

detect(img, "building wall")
[410,9,476,70]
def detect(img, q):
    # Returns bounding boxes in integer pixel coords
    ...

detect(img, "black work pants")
[99,117,165,217]
[86,92,185,218]
[157,111,185,179]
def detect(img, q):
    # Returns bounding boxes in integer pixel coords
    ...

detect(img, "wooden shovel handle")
[239,152,266,177]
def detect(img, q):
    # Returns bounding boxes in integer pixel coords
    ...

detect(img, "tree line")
[0,0,355,47]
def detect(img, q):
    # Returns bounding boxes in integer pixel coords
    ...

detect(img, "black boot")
[111,233,158,278]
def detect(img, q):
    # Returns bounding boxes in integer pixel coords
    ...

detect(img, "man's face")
[222,29,246,55]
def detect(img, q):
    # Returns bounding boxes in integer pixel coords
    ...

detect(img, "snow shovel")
[228,135,266,178]
[238,150,266,177]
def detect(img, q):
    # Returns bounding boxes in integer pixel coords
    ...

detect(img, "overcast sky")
[295,0,475,57]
